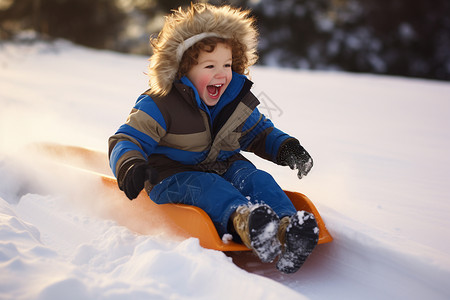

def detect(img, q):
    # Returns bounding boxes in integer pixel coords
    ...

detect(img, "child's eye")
[225,63,232,68]
[205,65,214,69]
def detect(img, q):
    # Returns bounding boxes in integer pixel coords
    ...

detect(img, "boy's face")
[187,43,232,106]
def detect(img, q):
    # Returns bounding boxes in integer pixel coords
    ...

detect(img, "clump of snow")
[1,40,450,299]
[222,233,233,244]
[296,210,306,225]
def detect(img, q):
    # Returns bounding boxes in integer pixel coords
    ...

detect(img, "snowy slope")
[1,40,450,299]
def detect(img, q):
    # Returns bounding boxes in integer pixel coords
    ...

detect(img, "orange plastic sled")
[32,142,333,251]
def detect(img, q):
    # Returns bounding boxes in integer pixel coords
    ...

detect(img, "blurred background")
[1,0,449,81]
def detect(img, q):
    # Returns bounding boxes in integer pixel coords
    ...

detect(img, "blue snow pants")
[149,160,297,237]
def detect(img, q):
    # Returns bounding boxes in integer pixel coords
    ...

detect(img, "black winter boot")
[232,204,281,263]
[276,211,319,274]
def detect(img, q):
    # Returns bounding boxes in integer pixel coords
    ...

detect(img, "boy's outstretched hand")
[277,139,313,179]
[118,160,158,200]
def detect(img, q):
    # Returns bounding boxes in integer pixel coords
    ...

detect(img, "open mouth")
[206,84,223,98]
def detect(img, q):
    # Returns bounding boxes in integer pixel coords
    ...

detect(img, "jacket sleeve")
[239,107,293,163]
[108,94,167,179]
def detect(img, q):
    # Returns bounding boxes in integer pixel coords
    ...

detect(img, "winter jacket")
[108,72,293,187]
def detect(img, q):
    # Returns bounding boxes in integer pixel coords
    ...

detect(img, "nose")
[214,68,227,79]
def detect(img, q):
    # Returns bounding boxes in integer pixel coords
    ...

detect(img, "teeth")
[208,84,222,97]
[207,84,223,97]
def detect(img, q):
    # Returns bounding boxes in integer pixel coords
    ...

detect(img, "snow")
[1,39,450,299]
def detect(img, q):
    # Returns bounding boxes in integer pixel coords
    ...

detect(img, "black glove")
[277,139,313,179]
[118,160,158,200]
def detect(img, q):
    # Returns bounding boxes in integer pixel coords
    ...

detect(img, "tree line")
[1,0,449,81]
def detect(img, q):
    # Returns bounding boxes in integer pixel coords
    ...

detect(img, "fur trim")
[148,3,258,96]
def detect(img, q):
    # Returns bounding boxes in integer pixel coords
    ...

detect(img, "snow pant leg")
[149,171,250,237]
[222,160,297,218]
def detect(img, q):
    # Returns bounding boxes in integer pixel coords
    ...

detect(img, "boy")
[109,3,318,274]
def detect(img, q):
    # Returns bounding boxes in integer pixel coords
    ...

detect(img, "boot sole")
[248,205,281,263]
[276,211,319,274]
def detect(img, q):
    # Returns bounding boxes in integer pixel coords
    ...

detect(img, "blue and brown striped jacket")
[108,72,293,186]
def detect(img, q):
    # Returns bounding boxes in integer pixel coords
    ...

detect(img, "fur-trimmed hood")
[148,3,258,96]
